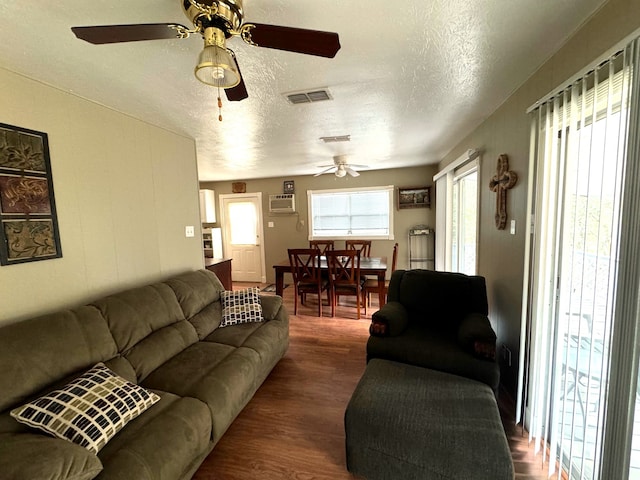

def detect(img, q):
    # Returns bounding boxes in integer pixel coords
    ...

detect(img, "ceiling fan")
[71,0,341,102]
[314,155,368,178]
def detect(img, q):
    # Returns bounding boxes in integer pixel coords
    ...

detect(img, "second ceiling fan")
[315,155,368,178]
[71,0,341,102]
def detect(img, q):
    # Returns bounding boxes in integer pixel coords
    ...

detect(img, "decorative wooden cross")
[489,154,517,230]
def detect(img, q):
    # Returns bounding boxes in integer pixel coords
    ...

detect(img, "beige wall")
[201,165,437,284]
[0,68,204,325]
[439,0,640,394]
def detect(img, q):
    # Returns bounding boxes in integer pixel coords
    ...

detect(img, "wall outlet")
[185,225,195,238]
[502,344,512,367]
[268,221,274,228]
[510,219,516,235]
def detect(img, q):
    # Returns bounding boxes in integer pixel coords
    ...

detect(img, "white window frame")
[434,149,480,273]
[307,185,395,240]
[451,164,479,275]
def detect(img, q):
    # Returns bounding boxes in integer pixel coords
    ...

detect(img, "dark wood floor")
[192,283,551,479]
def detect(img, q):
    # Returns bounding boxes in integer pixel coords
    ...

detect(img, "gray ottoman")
[345,359,514,479]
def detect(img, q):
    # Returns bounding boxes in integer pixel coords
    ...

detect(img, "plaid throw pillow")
[220,287,264,327]
[11,363,160,454]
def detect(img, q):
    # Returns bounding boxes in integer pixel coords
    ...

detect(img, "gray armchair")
[367,269,500,391]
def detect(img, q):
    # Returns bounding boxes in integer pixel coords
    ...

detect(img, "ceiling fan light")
[335,165,347,177]
[195,45,240,88]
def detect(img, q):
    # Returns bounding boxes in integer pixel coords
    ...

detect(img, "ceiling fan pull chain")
[217,89,223,122]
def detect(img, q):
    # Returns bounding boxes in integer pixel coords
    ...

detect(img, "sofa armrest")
[0,433,103,480]
[370,302,410,337]
[259,294,284,321]
[457,313,497,360]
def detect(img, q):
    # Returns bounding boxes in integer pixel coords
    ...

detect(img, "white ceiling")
[0,0,606,181]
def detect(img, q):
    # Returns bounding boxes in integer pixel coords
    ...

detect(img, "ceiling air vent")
[285,88,332,105]
[319,134,351,143]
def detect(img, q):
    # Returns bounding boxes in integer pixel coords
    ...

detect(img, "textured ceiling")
[0,0,606,181]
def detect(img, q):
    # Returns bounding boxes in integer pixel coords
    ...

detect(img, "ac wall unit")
[269,194,295,213]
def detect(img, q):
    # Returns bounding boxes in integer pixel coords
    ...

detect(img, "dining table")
[272,256,389,308]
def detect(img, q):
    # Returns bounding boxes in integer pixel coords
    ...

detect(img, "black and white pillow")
[11,363,159,454]
[220,287,263,327]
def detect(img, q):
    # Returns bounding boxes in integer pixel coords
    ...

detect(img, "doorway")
[219,193,266,283]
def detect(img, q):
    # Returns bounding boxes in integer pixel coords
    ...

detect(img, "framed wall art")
[0,122,62,265]
[232,182,246,193]
[398,186,431,209]
[283,180,294,194]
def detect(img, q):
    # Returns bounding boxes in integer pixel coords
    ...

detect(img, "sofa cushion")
[141,342,260,443]
[204,319,290,380]
[259,294,284,320]
[0,433,103,480]
[0,306,118,413]
[220,287,263,327]
[164,269,225,339]
[183,301,223,340]
[11,363,160,454]
[92,283,199,382]
[124,320,199,382]
[91,283,186,354]
[95,392,212,480]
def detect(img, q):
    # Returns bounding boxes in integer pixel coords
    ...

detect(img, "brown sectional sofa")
[0,269,289,480]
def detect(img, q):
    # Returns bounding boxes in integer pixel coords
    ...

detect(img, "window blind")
[520,42,639,480]
[307,186,394,239]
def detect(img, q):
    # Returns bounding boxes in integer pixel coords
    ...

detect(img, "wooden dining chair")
[326,249,365,319]
[309,239,335,256]
[345,240,372,257]
[364,242,398,312]
[288,248,330,317]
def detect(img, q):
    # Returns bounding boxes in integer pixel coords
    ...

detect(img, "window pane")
[552,112,619,479]
[459,171,477,275]
[228,202,256,245]
[451,170,477,275]
[452,182,459,271]
[310,187,393,238]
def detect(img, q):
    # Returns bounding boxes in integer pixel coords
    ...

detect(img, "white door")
[220,193,266,283]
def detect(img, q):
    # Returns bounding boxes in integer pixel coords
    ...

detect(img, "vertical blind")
[520,39,640,480]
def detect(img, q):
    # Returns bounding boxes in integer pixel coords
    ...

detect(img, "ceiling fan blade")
[345,167,360,177]
[225,56,248,102]
[243,23,340,58]
[349,164,368,169]
[72,24,187,44]
[314,167,336,177]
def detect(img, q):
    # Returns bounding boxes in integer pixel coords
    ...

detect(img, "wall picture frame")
[283,180,295,194]
[232,182,246,193]
[0,122,62,265]
[398,186,431,209]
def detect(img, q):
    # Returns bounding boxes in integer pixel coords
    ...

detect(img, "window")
[434,152,480,274]
[307,186,394,240]
[451,166,478,275]
[520,44,640,480]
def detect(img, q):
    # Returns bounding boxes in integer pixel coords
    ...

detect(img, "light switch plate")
[185,225,195,237]
[510,220,516,235]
